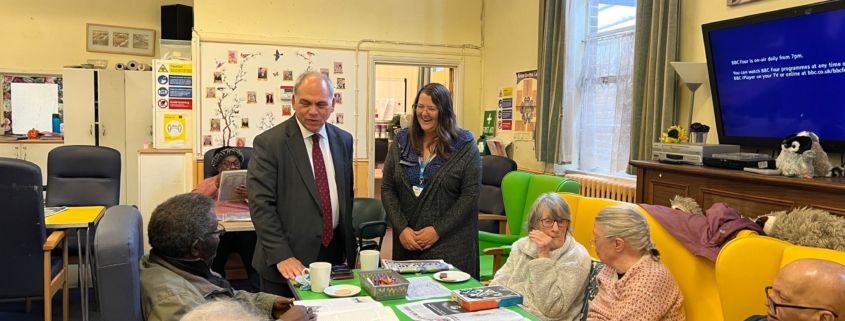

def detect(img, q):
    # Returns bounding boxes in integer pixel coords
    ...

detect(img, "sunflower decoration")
[660,125,688,143]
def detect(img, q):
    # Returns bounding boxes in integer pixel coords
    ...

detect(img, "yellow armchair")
[561,193,724,321]
[716,235,845,321]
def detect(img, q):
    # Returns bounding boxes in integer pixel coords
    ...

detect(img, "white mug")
[302,262,331,293]
[360,250,380,271]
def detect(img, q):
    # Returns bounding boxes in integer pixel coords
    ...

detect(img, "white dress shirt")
[296,117,339,229]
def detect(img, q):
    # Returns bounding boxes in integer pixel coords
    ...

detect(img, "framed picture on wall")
[86,23,156,56]
[727,0,761,6]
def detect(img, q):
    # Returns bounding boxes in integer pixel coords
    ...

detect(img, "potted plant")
[689,122,710,144]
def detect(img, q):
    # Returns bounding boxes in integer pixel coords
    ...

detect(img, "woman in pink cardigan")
[192,147,258,291]
[587,205,685,321]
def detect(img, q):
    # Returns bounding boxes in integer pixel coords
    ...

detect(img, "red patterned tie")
[312,134,334,247]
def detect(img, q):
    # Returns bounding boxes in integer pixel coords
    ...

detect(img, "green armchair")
[478,171,581,281]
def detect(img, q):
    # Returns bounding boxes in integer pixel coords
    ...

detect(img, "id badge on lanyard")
[415,150,435,197]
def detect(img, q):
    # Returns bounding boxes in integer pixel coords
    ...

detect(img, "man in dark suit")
[248,71,356,297]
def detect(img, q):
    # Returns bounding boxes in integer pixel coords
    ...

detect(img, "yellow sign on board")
[169,63,192,75]
[163,113,186,143]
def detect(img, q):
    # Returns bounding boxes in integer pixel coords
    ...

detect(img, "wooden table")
[291,270,540,321]
[45,206,105,321]
[220,221,255,232]
[630,160,845,217]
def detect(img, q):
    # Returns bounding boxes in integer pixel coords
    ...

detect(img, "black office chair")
[203,147,253,178]
[0,158,69,321]
[478,155,517,234]
[351,198,388,256]
[374,138,388,165]
[46,145,122,208]
[95,205,144,321]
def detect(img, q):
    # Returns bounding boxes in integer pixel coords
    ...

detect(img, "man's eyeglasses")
[220,161,241,169]
[765,286,839,318]
[206,223,226,237]
[540,219,568,228]
[589,235,616,247]
[413,104,438,114]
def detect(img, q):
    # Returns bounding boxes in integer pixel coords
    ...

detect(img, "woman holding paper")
[490,193,592,321]
[381,83,482,279]
[192,146,259,291]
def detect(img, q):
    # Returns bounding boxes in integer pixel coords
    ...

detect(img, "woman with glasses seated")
[490,193,592,321]
[587,206,685,321]
[192,146,259,291]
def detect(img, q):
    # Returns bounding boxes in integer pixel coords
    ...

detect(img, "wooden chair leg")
[63,237,69,321]
[44,251,52,321]
[25,298,31,313]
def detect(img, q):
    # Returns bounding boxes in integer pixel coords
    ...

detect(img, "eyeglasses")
[220,161,241,169]
[413,104,438,113]
[206,223,226,237]
[589,235,616,247]
[765,286,838,318]
[540,219,568,228]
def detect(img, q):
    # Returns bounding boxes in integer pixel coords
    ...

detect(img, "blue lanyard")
[419,148,435,186]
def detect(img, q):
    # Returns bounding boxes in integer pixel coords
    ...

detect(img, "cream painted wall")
[481,0,546,172]
[679,0,819,144]
[0,0,192,71]
[193,0,485,148]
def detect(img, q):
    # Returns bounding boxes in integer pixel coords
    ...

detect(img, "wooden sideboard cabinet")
[630,160,845,217]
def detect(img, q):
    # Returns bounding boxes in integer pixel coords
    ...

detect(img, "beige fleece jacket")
[490,233,592,321]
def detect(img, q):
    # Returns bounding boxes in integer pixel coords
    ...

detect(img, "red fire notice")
[169,99,192,110]
[501,120,512,130]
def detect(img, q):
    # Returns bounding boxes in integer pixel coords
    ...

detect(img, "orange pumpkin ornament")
[27,128,39,139]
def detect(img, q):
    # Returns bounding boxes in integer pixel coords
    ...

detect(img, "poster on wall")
[483,110,496,136]
[153,60,194,149]
[514,70,537,141]
[199,42,366,156]
[162,113,187,145]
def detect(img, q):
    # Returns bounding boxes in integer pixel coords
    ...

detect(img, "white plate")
[432,271,471,283]
[323,285,361,298]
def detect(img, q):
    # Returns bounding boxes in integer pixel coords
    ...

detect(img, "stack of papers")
[298,297,399,321]
[45,206,68,217]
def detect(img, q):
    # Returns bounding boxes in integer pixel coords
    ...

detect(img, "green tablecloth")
[292,270,540,321]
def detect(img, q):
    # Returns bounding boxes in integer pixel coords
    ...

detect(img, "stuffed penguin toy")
[755,207,845,252]
[795,131,844,177]
[776,134,816,178]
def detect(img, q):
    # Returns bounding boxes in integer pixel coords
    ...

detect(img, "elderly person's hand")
[413,226,440,250]
[214,174,222,188]
[272,297,294,316]
[529,230,553,258]
[235,184,247,199]
[275,304,315,321]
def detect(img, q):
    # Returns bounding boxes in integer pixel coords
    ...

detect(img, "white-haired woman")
[490,193,592,321]
[587,205,685,321]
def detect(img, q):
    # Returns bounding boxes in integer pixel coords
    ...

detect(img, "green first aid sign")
[483,110,496,136]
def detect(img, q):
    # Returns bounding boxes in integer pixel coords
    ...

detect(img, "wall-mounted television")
[702,0,845,152]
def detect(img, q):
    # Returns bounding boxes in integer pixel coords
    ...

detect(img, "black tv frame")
[702,0,845,152]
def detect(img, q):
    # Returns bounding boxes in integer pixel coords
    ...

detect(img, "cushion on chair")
[579,260,605,321]
[50,257,63,279]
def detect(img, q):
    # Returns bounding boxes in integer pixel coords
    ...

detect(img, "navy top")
[394,128,474,187]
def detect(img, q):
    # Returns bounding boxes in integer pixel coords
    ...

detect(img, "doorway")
[369,57,462,198]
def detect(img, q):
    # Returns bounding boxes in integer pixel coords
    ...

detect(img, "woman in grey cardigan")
[381,83,482,279]
[490,193,592,321]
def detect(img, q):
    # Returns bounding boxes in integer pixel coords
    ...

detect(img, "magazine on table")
[297,297,383,316]
[318,306,399,321]
[396,300,528,321]
[44,206,68,217]
[217,169,247,202]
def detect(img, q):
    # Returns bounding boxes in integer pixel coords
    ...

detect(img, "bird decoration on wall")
[274,49,284,61]
[272,71,279,77]
[306,51,316,57]
[214,59,224,69]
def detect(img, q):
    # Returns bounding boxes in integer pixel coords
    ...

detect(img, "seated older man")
[746,258,845,321]
[139,193,315,321]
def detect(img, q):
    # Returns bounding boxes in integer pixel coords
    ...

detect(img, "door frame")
[367,56,465,198]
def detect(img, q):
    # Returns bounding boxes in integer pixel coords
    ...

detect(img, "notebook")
[44,206,68,217]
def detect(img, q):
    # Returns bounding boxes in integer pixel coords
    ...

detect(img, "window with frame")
[564,0,637,176]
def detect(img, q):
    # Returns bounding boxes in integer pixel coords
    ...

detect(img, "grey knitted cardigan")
[381,128,481,279]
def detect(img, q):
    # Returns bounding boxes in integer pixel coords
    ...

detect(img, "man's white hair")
[181,299,266,321]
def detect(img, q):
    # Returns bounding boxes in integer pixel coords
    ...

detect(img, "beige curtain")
[536,0,566,164]
[629,0,681,173]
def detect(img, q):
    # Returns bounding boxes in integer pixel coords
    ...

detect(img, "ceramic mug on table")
[302,262,331,293]
[360,250,380,270]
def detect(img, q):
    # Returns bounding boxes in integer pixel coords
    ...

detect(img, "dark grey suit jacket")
[247,117,356,283]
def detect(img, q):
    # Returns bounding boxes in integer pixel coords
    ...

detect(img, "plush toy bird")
[776,133,816,178]
[795,131,844,177]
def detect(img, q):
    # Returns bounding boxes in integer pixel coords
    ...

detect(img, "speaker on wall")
[161,4,193,41]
